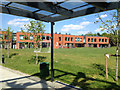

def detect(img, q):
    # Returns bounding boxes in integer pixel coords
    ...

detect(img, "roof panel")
[36,10,54,16]
[0,1,10,5]
[59,2,88,10]
[0,1,119,22]
[73,4,94,12]
[9,3,39,12]
[50,14,61,17]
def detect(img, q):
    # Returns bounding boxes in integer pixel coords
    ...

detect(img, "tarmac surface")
[0,65,80,90]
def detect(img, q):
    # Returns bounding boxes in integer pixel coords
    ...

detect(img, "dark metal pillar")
[118,3,120,85]
[51,22,55,82]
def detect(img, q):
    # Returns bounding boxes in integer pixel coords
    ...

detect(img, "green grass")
[1,47,120,89]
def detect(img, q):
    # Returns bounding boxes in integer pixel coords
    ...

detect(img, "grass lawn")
[1,47,120,89]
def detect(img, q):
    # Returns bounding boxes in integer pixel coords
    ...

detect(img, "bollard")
[2,55,5,64]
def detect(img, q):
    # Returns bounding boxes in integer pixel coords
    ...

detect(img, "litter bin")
[2,55,5,64]
[40,62,49,77]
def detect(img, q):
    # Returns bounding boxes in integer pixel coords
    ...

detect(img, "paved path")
[0,65,80,90]
[0,65,51,89]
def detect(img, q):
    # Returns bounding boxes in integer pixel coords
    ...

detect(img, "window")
[99,39,101,42]
[94,38,96,42]
[105,39,107,42]
[0,34,3,39]
[5,34,8,39]
[37,35,40,40]
[68,37,70,41]
[88,38,90,42]
[30,35,33,40]
[91,38,93,42]
[78,38,79,41]
[80,38,82,42]
[42,36,45,40]
[19,35,23,40]
[102,39,104,42]
[47,36,49,40]
[13,36,16,40]
[65,37,67,41]
[25,35,28,40]
[59,37,61,41]
[75,37,77,42]
[71,37,73,41]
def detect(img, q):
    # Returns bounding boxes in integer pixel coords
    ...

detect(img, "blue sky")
[0,9,116,35]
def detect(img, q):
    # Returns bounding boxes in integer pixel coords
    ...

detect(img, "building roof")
[0,0,120,22]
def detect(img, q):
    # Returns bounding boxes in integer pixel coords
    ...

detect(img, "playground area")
[1,47,120,89]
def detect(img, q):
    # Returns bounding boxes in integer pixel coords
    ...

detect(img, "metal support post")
[51,22,55,82]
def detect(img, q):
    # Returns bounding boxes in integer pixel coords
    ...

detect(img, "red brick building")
[0,31,12,49]
[0,31,110,49]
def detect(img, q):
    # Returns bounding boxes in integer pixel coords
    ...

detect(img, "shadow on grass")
[9,53,19,58]
[32,69,120,89]
[92,64,116,81]
[28,56,46,64]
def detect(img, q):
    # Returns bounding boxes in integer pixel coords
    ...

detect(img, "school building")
[0,31,110,49]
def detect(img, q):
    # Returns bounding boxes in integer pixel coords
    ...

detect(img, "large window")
[91,38,93,42]
[88,38,90,42]
[25,35,28,40]
[75,37,77,42]
[13,36,16,40]
[47,36,49,40]
[37,35,40,40]
[99,39,101,42]
[68,37,70,41]
[94,38,96,42]
[105,39,107,42]
[59,37,61,41]
[5,34,8,39]
[42,36,45,40]
[78,38,79,41]
[102,39,104,42]
[80,38,82,42]
[0,34,3,39]
[19,35,23,40]
[30,35,33,40]
[65,37,67,41]
[71,37,73,41]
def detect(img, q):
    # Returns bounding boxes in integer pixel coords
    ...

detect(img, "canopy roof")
[0,0,120,22]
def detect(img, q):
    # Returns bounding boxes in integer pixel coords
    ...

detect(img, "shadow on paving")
[9,53,19,58]
[1,75,49,89]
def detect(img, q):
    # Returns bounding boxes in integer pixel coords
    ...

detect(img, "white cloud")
[96,18,99,20]
[8,18,30,28]
[96,14,107,20]
[77,31,89,35]
[61,21,91,32]
[95,28,103,32]
[100,14,107,18]
[83,18,86,20]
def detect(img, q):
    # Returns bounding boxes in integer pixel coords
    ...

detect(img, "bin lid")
[40,62,49,64]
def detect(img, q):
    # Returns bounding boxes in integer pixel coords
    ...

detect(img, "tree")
[24,20,45,64]
[3,27,13,58]
[95,9,120,81]
[95,11,119,46]
[86,32,93,36]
